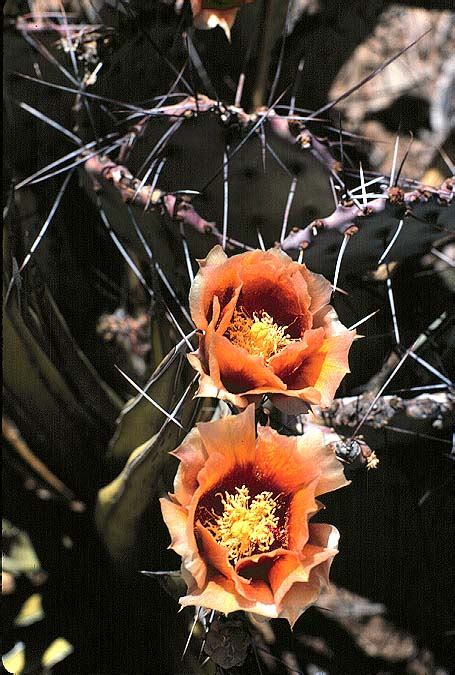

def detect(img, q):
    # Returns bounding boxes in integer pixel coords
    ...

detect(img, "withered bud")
[388,187,404,204]
[330,438,379,470]
[297,131,312,149]
[204,615,251,669]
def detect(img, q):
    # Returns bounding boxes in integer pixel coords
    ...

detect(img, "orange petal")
[196,522,235,578]
[268,327,336,412]
[179,577,278,619]
[281,330,356,407]
[197,404,256,470]
[188,350,232,400]
[307,523,340,586]
[238,251,311,338]
[255,426,348,501]
[189,320,225,398]
[255,426,321,494]
[269,328,324,382]
[235,547,289,572]
[268,545,336,609]
[276,530,339,627]
[300,266,332,317]
[193,369,250,408]
[196,524,275,605]
[205,299,223,385]
[287,479,320,550]
[160,498,207,588]
[189,245,240,330]
[215,283,243,335]
[189,318,251,407]
[213,333,286,396]
[295,429,350,497]
[172,427,208,508]
[313,304,351,336]
[193,450,230,496]
[192,9,239,38]
[277,576,322,628]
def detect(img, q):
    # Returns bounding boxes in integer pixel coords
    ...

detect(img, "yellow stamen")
[226,308,294,361]
[207,485,279,563]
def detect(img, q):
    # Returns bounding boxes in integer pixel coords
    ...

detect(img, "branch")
[84,104,453,252]
[280,179,454,250]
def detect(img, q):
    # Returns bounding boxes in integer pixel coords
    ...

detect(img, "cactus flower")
[190,1,255,39]
[188,246,356,414]
[160,405,349,626]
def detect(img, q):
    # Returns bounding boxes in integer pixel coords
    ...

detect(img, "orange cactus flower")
[160,405,349,626]
[190,1,255,39]
[188,246,356,415]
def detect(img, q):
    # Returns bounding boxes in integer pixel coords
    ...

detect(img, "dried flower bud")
[388,187,404,204]
[330,438,379,470]
[204,616,251,669]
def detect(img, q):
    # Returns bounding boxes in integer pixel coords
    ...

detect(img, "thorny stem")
[84,140,454,253]
[280,180,454,251]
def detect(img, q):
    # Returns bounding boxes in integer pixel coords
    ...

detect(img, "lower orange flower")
[160,405,349,627]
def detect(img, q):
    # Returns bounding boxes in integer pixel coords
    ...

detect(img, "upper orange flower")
[160,405,349,626]
[190,1,255,39]
[188,246,356,414]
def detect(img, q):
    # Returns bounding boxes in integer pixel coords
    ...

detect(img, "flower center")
[206,485,279,564]
[225,308,294,361]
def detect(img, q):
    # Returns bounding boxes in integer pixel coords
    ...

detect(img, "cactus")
[3,1,454,673]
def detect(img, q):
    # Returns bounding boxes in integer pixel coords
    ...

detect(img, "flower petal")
[280,330,356,407]
[287,479,320,550]
[196,524,275,605]
[171,427,208,508]
[269,525,340,627]
[255,426,321,494]
[215,284,243,336]
[212,334,286,397]
[294,430,350,497]
[238,252,311,338]
[196,522,236,577]
[301,267,332,316]
[277,576,322,628]
[197,404,256,470]
[189,245,239,330]
[190,309,252,408]
[269,544,337,609]
[307,523,340,586]
[192,10,239,39]
[179,577,278,619]
[269,328,324,382]
[235,547,289,572]
[160,498,207,588]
